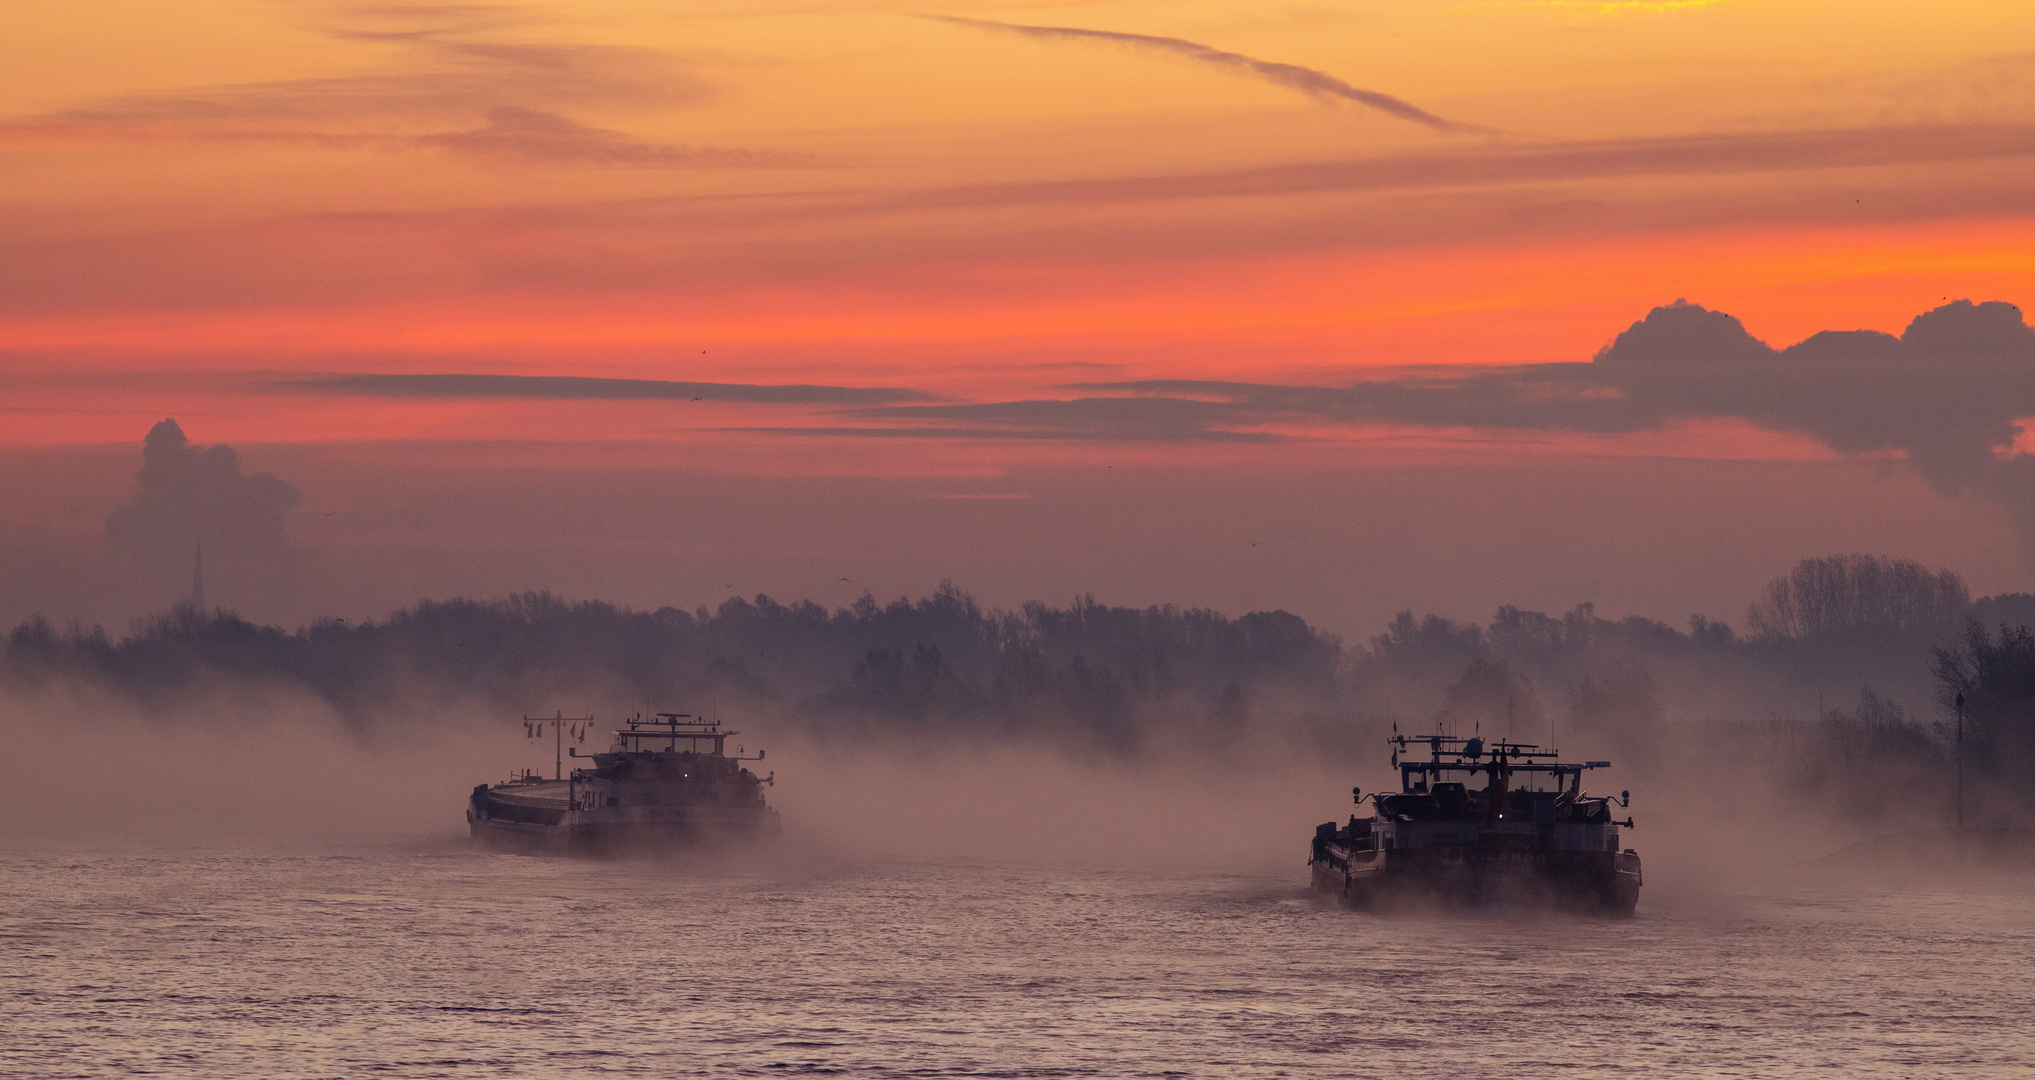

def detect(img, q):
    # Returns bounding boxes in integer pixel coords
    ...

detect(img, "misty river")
[6,846,2032,1078]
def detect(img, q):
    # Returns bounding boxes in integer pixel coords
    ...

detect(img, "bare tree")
[1747,554,1969,640]
[1932,620,2035,793]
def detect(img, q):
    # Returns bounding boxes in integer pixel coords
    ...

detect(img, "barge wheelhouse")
[1310,733,1641,912]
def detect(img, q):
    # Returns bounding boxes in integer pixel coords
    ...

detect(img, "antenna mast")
[524,712,593,781]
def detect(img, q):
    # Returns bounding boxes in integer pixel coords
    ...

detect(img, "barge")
[1310,732,1641,912]
[468,711,780,854]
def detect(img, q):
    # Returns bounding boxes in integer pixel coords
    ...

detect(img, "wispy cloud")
[320,3,538,41]
[2,105,825,169]
[922,15,1475,133]
[417,107,827,167]
[872,122,2035,211]
[0,11,818,169]
[6,39,704,134]
[1460,0,1740,16]
[294,373,935,405]
[727,425,1280,443]
[844,396,1290,442]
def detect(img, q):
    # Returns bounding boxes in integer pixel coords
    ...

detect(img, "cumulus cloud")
[104,420,303,588]
[1585,299,2034,487]
[923,15,1473,132]
[1592,299,1773,364]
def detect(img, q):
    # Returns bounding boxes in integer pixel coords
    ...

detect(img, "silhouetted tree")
[1566,658,1662,738]
[1435,659,1544,739]
[1932,620,2035,801]
[2,585,1340,751]
[1764,686,1944,824]
[818,644,981,724]
[1747,554,1968,641]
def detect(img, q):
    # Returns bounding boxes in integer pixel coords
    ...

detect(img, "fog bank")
[7,553,2035,880]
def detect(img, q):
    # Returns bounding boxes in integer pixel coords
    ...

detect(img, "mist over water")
[0,686,496,847]
[0,672,1937,887]
[7,558,2035,1077]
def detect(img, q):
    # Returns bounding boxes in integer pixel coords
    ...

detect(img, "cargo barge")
[1310,732,1640,912]
[468,711,780,854]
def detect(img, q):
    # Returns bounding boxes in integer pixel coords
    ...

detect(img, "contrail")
[923,14,1471,133]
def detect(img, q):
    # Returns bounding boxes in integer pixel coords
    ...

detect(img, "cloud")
[1471,1,1738,14]
[294,372,936,405]
[3,105,824,169]
[922,15,1473,132]
[1581,300,2035,565]
[1593,299,1773,364]
[320,3,538,41]
[796,299,2035,561]
[874,122,2035,212]
[6,38,704,134]
[1590,300,2034,480]
[0,11,819,169]
[416,107,826,168]
[809,396,1289,442]
[845,368,1623,444]
[944,298,2034,558]
[104,419,303,579]
[726,425,1279,443]
[1054,301,2035,453]
[1073,368,1628,432]
[10,112,2029,317]
[671,300,2025,469]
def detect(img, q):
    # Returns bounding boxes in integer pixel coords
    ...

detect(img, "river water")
[5,845,2032,1078]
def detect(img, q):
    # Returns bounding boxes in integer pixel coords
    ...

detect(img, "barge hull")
[468,813,778,855]
[467,783,780,856]
[1312,847,1640,913]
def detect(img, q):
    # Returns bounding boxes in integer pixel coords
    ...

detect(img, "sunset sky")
[5,0,2034,633]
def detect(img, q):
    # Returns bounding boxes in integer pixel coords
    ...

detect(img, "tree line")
[7,556,2035,820]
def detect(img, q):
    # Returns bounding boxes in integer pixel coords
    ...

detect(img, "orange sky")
[4,1,2034,627]
[8,5,2035,396]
